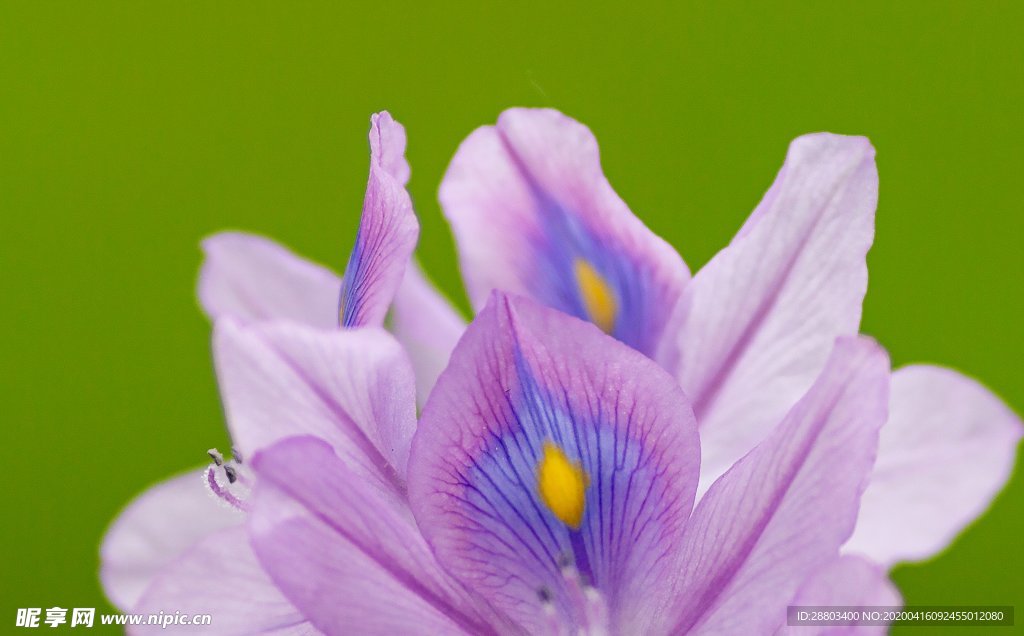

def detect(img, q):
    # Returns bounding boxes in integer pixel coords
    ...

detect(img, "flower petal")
[198,232,341,329]
[407,292,700,634]
[249,436,509,636]
[370,110,411,187]
[844,365,1023,564]
[778,555,901,635]
[390,260,467,406]
[131,525,316,635]
[665,134,878,494]
[213,320,416,487]
[339,112,419,328]
[100,469,244,611]
[666,337,889,635]
[439,108,690,358]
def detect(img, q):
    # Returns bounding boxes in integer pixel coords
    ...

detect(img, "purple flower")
[106,292,895,634]
[436,111,1021,567]
[101,109,1020,634]
[197,108,1019,566]
[254,294,898,635]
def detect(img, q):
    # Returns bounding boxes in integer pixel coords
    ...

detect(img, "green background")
[2,2,1021,633]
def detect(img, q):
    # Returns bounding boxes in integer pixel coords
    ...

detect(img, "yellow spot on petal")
[573,259,617,334]
[537,441,589,529]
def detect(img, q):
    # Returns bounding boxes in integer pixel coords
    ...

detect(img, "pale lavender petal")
[130,525,316,635]
[665,337,890,635]
[390,260,466,406]
[407,293,700,634]
[100,469,244,611]
[439,108,689,358]
[778,555,901,635]
[249,436,510,636]
[845,365,1023,564]
[213,319,416,487]
[370,110,411,187]
[664,134,877,494]
[197,232,341,329]
[339,112,418,328]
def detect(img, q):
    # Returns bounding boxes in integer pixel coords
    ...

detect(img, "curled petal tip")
[369,110,411,185]
[339,110,418,328]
